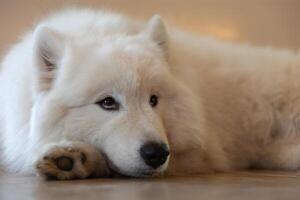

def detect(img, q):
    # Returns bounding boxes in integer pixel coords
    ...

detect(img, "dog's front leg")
[35,141,110,180]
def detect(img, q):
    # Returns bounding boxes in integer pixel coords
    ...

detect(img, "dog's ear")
[32,25,65,91]
[143,15,168,53]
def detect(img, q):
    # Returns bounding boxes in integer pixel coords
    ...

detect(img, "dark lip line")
[102,153,156,178]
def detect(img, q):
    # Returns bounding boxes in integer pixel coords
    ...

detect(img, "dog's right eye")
[96,96,119,111]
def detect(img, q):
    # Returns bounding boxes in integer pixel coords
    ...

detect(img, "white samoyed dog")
[1,8,300,180]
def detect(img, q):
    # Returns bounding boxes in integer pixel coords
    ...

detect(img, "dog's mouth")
[108,160,157,178]
[102,154,158,178]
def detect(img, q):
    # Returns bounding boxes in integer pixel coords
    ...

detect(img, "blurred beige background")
[0,0,299,56]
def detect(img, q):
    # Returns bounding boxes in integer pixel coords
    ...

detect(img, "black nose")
[140,142,169,169]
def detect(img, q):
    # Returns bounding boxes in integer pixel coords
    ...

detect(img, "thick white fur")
[1,8,300,177]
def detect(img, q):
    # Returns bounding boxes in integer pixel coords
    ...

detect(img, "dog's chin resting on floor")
[0,8,300,180]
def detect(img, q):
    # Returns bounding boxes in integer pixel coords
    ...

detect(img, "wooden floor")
[1,171,300,200]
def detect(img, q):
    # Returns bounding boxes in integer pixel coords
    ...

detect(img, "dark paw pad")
[55,156,74,171]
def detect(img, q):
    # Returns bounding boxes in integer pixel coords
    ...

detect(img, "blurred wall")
[0,0,299,55]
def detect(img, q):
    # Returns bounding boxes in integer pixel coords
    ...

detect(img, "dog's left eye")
[149,95,159,107]
[96,96,119,111]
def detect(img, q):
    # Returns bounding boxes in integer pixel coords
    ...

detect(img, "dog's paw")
[36,141,110,180]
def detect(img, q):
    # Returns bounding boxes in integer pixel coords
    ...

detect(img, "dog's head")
[31,15,202,177]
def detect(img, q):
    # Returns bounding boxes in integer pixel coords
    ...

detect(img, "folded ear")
[143,15,168,53]
[32,25,65,91]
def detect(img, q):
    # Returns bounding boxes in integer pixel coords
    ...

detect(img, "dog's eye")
[96,96,119,111]
[149,95,159,107]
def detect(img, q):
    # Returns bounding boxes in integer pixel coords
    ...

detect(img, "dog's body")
[1,9,300,179]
